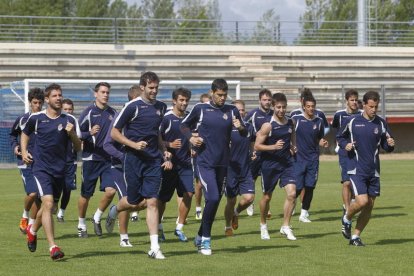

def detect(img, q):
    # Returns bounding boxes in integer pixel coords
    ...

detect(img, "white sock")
[196,206,202,212]
[201,236,210,242]
[260,223,267,230]
[351,234,359,240]
[150,235,160,251]
[30,226,37,236]
[120,234,129,241]
[78,217,86,228]
[93,209,103,223]
[225,226,232,230]
[23,210,29,218]
[176,223,184,231]
[300,209,308,217]
[49,245,57,251]
[28,218,35,225]
[234,208,239,216]
[57,208,65,218]
[343,215,351,224]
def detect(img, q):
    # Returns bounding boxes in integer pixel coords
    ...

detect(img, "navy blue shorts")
[350,174,380,197]
[111,166,127,200]
[261,164,296,193]
[192,157,199,179]
[20,166,38,195]
[33,170,64,201]
[124,153,162,205]
[65,163,77,191]
[81,160,114,198]
[197,165,227,202]
[294,160,319,190]
[225,168,255,198]
[338,155,351,183]
[250,155,262,179]
[159,166,194,202]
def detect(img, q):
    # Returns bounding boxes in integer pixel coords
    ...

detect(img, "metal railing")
[1,15,414,46]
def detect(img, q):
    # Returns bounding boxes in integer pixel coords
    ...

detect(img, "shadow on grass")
[68,250,141,260]
[297,231,338,239]
[374,238,414,245]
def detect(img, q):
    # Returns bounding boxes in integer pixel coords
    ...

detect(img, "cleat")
[26,225,37,252]
[195,210,203,220]
[19,218,28,234]
[158,229,166,242]
[231,214,239,230]
[260,227,270,240]
[105,205,117,233]
[349,237,365,246]
[341,216,352,239]
[199,240,212,255]
[174,229,188,242]
[50,245,64,261]
[246,203,254,216]
[148,249,166,259]
[92,219,102,236]
[280,226,297,241]
[225,227,233,237]
[194,235,202,248]
[299,215,311,223]
[130,212,139,222]
[57,216,64,223]
[266,210,272,219]
[120,239,133,247]
[78,227,88,238]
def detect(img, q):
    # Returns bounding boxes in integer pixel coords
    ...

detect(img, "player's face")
[259,95,272,111]
[62,103,74,114]
[201,96,210,103]
[234,102,246,118]
[303,100,315,118]
[212,89,227,107]
[273,101,287,119]
[363,99,378,120]
[346,95,358,112]
[141,81,159,102]
[46,89,63,110]
[30,98,43,113]
[173,95,190,113]
[95,85,110,106]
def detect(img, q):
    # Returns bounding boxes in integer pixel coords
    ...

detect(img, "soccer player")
[244,89,273,217]
[254,93,297,240]
[10,88,44,234]
[107,71,171,259]
[56,99,77,222]
[224,99,255,237]
[77,82,117,238]
[158,87,193,242]
[292,93,329,223]
[338,91,395,246]
[21,83,81,260]
[193,92,211,220]
[331,89,361,215]
[103,85,142,247]
[181,78,246,255]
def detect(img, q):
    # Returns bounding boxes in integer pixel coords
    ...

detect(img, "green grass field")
[0,160,413,276]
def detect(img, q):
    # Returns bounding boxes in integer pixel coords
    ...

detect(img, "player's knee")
[244,194,255,204]
[105,187,116,197]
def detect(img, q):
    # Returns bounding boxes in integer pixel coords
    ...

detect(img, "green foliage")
[251,9,281,44]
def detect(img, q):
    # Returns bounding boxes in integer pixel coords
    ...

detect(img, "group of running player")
[10,71,395,261]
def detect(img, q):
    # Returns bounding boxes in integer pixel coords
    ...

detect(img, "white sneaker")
[280,226,296,240]
[261,227,270,240]
[120,239,133,247]
[247,203,254,216]
[148,249,166,259]
[299,215,311,223]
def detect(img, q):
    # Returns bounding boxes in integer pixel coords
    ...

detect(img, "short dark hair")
[199,93,211,102]
[363,90,380,104]
[300,87,313,99]
[140,71,160,87]
[172,87,191,100]
[62,98,74,107]
[303,94,316,105]
[128,85,141,101]
[28,87,44,102]
[94,82,110,92]
[345,89,358,100]
[272,92,287,105]
[259,89,272,99]
[232,99,245,107]
[44,83,62,97]
[211,79,228,92]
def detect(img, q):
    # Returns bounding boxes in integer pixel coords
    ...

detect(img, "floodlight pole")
[357,0,367,46]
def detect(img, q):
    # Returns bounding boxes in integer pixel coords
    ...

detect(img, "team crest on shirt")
[288,127,292,133]
[156,110,161,116]
[374,127,378,134]
[108,115,113,121]
[313,124,317,129]
[58,124,63,131]
[223,113,228,120]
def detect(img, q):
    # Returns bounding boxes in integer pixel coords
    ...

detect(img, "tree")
[251,8,281,45]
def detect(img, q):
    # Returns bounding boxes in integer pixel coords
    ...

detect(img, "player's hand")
[290,145,297,155]
[274,139,284,150]
[251,151,257,161]
[161,161,173,170]
[163,151,172,161]
[387,137,395,147]
[134,141,148,150]
[345,142,355,151]
[22,151,33,165]
[233,118,241,129]
[169,139,182,149]
[65,122,76,136]
[14,146,21,156]
[190,136,204,147]
[319,138,329,148]
[191,149,197,157]
[90,125,100,136]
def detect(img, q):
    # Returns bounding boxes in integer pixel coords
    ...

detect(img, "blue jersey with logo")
[10,112,37,167]
[331,109,362,156]
[22,110,80,177]
[290,107,330,135]
[229,122,254,176]
[337,114,394,177]
[181,102,245,167]
[113,97,167,160]
[79,103,116,161]
[292,114,325,162]
[245,108,274,135]
[160,110,191,167]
